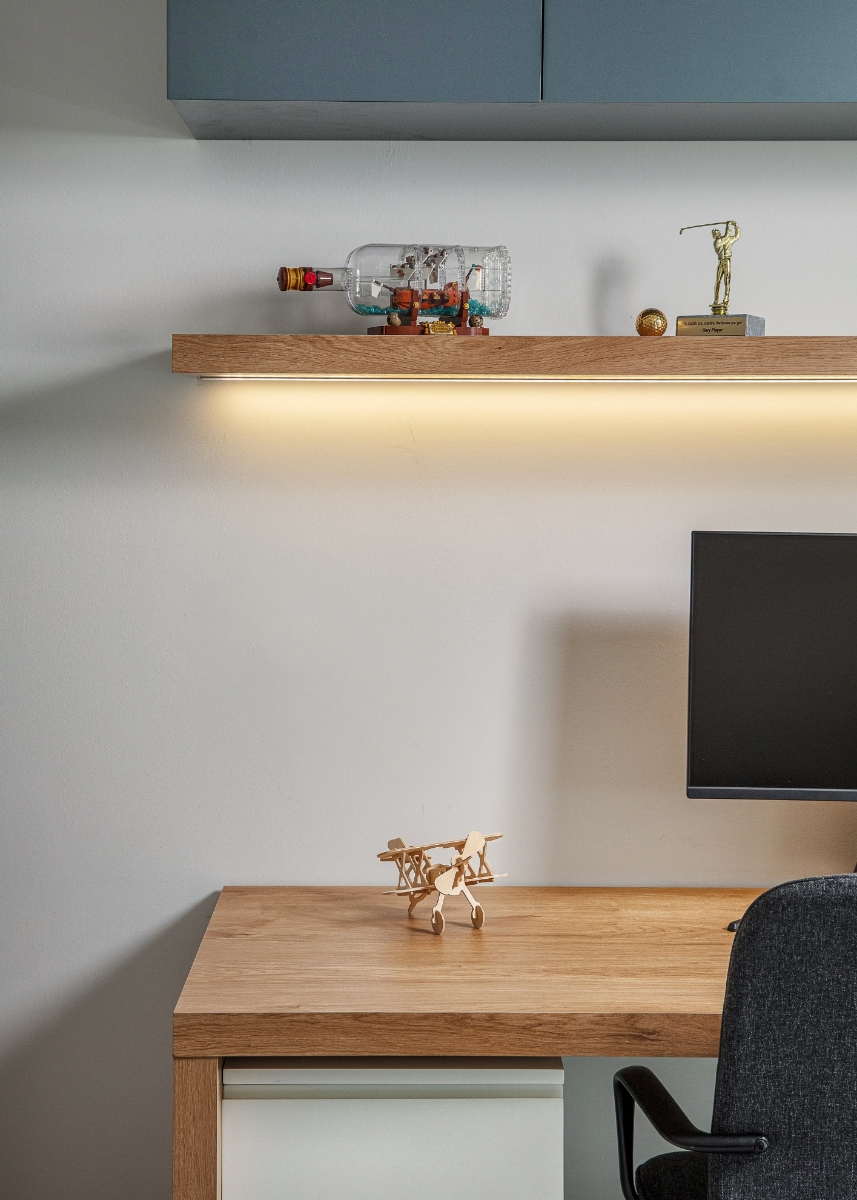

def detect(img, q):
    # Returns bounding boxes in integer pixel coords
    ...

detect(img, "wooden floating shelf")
[172,335,857,381]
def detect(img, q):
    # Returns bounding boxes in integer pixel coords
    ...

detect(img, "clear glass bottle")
[278,244,511,331]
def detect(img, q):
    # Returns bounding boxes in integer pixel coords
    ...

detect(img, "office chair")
[613,874,857,1199]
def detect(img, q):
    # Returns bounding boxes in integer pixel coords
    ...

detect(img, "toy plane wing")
[378,832,502,860]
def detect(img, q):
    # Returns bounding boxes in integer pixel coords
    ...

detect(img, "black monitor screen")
[688,532,857,800]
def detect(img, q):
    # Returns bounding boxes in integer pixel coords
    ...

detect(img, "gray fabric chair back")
[709,874,857,1200]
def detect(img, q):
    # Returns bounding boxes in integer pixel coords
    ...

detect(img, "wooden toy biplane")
[378,831,504,934]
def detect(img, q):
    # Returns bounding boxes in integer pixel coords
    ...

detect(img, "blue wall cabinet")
[542,0,857,103]
[168,0,857,138]
[168,0,543,135]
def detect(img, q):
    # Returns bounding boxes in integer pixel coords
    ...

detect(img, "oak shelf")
[172,334,857,381]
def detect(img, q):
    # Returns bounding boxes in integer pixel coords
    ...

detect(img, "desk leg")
[174,1057,221,1200]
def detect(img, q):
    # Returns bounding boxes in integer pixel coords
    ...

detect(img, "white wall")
[4,3,857,1197]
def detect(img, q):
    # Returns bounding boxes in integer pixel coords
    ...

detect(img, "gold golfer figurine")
[680,220,740,314]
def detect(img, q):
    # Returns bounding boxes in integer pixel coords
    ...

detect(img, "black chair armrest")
[614,1067,768,1200]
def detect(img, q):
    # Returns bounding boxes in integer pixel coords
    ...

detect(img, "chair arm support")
[614,1067,769,1200]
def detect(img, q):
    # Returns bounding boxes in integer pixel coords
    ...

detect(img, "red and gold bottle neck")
[277,267,336,291]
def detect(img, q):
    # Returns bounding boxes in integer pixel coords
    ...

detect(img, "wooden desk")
[173,885,762,1200]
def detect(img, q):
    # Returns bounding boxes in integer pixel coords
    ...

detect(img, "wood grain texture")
[173,1057,221,1200]
[172,334,857,379]
[173,887,762,1058]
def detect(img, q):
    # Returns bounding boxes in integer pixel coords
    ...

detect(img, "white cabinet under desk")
[221,1056,564,1200]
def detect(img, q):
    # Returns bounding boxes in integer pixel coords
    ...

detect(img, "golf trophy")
[676,221,764,336]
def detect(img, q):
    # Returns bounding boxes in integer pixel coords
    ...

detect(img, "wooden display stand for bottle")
[368,322,488,335]
[367,288,490,335]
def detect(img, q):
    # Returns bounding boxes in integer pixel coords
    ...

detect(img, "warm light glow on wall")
[204,377,857,420]
[195,379,857,482]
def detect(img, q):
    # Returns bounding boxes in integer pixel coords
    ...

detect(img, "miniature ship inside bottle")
[277,244,510,335]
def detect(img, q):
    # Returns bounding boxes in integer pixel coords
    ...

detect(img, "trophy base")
[676,314,765,337]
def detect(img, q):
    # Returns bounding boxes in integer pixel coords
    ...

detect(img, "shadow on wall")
[590,255,634,335]
[546,618,688,881]
[515,616,857,884]
[0,353,196,435]
[0,894,217,1200]
[556,618,688,789]
[0,0,188,135]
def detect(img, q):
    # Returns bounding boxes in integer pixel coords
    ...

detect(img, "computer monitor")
[687,531,857,801]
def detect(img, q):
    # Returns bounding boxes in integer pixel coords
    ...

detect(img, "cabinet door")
[169,0,543,103]
[543,0,857,102]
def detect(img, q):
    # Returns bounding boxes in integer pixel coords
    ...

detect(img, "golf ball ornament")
[636,308,668,337]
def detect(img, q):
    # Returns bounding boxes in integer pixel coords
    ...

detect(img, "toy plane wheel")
[431,909,445,935]
[471,904,485,929]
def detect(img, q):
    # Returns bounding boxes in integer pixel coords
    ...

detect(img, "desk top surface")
[173,886,763,1059]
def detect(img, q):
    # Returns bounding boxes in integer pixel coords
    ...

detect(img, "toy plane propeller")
[378,830,505,934]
